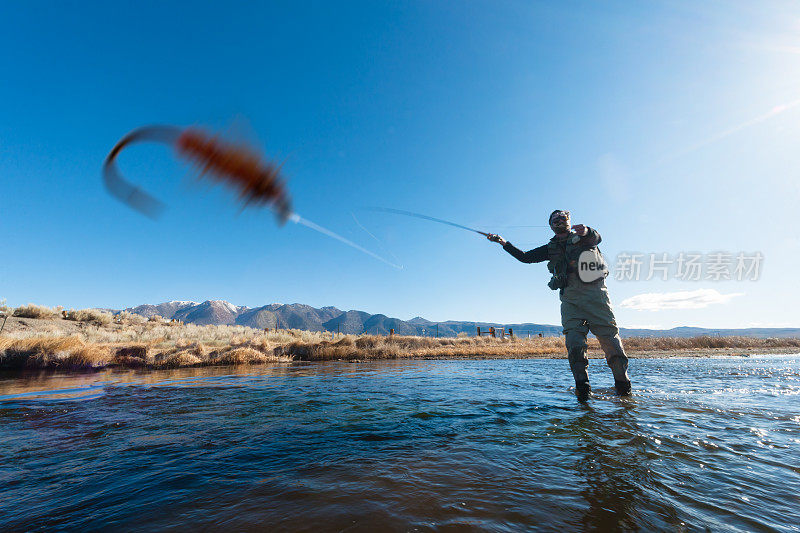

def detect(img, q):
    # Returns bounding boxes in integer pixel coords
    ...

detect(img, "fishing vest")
[546,233,606,290]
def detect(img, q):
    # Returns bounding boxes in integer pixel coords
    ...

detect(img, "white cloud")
[619,289,744,311]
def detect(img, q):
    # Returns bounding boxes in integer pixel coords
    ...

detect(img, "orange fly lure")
[103,125,292,223]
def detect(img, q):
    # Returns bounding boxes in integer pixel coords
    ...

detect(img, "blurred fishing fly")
[103,125,402,269]
[103,125,292,223]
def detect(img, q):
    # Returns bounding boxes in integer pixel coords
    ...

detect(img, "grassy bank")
[1,309,799,371]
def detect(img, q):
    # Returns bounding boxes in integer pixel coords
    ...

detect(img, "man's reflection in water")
[564,397,685,532]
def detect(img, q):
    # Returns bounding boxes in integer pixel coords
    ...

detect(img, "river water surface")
[1,356,799,532]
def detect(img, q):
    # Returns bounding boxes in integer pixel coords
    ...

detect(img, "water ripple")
[1,356,799,531]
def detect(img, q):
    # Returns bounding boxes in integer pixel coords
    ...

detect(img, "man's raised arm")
[576,226,601,246]
[486,234,548,263]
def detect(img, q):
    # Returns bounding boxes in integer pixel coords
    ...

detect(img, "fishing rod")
[364,207,491,236]
[363,207,548,237]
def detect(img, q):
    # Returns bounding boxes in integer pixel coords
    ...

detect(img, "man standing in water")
[487,210,631,401]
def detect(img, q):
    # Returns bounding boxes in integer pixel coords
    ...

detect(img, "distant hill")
[124,300,800,338]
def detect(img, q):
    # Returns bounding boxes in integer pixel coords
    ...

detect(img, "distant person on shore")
[487,210,631,401]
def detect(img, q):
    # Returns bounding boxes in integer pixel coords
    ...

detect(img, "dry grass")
[0,312,798,372]
[621,335,800,350]
[275,335,569,360]
[0,336,109,370]
[114,311,147,325]
[12,304,62,320]
[273,334,800,360]
[64,308,114,326]
[0,334,294,370]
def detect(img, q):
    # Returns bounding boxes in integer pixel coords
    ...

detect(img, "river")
[1,356,799,531]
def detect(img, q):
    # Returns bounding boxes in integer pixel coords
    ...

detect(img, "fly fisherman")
[487,210,631,401]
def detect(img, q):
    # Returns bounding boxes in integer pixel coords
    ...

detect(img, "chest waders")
[547,235,631,399]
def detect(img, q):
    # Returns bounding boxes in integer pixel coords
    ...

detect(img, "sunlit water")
[1,356,799,532]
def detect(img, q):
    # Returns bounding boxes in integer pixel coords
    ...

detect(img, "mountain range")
[124,300,800,338]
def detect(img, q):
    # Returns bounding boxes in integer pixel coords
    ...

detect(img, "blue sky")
[2,1,799,329]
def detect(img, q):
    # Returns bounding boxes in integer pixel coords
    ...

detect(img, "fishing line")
[350,212,403,266]
[288,213,404,270]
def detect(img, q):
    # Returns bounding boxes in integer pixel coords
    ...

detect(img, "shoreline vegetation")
[1,304,799,372]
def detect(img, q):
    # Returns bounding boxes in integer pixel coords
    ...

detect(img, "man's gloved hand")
[486,233,507,245]
[572,224,587,236]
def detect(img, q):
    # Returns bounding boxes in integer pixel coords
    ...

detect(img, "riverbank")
[1,314,798,371]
